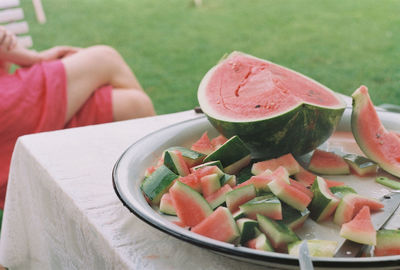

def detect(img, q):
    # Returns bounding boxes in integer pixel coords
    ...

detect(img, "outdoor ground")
[22,0,400,114]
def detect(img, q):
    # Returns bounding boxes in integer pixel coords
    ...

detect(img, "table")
[0,110,269,270]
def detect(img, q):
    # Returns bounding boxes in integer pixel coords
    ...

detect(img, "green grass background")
[22,0,400,114]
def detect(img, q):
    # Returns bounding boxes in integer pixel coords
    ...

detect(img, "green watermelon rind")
[198,52,346,159]
[309,177,339,222]
[375,229,400,256]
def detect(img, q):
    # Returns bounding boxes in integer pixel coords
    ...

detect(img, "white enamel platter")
[113,108,400,269]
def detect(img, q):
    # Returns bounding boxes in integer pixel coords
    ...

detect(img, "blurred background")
[21,0,400,114]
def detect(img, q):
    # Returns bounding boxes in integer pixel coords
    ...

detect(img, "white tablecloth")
[0,110,271,270]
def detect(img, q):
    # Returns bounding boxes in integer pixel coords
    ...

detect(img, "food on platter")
[197,51,346,159]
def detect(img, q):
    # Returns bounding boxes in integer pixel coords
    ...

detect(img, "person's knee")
[112,90,155,121]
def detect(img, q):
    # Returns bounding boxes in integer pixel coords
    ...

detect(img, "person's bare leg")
[112,89,155,121]
[61,45,152,123]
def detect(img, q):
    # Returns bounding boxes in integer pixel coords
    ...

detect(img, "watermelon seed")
[255,105,261,108]
[376,133,381,139]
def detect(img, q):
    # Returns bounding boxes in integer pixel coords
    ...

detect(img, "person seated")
[0,26,155,210]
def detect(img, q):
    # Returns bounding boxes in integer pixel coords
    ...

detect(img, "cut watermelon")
[205,184,232,209]
[191,131,214,155]
[164,150,191,176]
[169,181,213,227]
[226,184,257,213]
[159,193,176,215]
[165,146,206,168]
[192,165,224,180]
[309,176,340,222]
[198,51,346,159]
[252,153,301,175]
[267,170,311,211]
[343,154,378,177]
[236,218,259,244]
[324,178,345,188]
[351,85,400,178]
[246,233,274,252]
[281,203,310,230]
[308,149,350,175]
[191,160,224,172]
[333,193,384,225]
[200,173,221,197]
[257,214,299,252]
[239,194,282,220]
[178,173,202,193]
[294,167,317,187]
[211,135,228,149]
[289,179,313,199]
[340,205,376,246]
[204,135,251,174]
[191,206,240,243]
[329,185,356,199]
[235,172,274,193]
[288,240,338,257]
[141,165,178,205]
[374,229,400,256]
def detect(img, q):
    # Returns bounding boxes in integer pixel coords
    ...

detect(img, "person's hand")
[38,46,81,61]
[0,26,17,52]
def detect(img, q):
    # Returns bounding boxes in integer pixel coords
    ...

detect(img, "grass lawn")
[22,0,400,114]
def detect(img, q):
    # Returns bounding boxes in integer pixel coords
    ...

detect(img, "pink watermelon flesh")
[340,205,376,245]
[235,173,274,192]
[191,132,214,155]
[352,85,400,178]
[205,184,233,209]
[374,229,400,256]
[178,173,202,193]
[333,193,384,225]
[200,173,221,197]
[289,179,313,199]
[308,149,350,175]
[169,181,213,227]
[201,52,343,121]
[226,184,257,213]
[210,135,228,149]
[294,167,317,187]
[324,178,345,188]
[252,153,300,175]
[191,206,240,243]
[159,193,176,215]
[268,173,311,211]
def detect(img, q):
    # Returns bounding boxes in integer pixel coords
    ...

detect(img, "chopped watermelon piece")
[257,214,299,252]
[252,153,300,175]
[237,218,259,244]
[191,131,214,155]
[281,203,310,230]
[239,195,282,220]
[288,240,338,257]
[308,149,350,175]
[235,172,274,193]
[169,181,213,227]
[205,184,233,209]
[340,205,376,245]
[267,169,311,211]
[200,173,221,197]
[309,176,340,222]
[294,167,317,187]
[159,193,176,215]
[374,229,400,256]
[343,154,378,177]
[324,178,345,188]
[210,135,228,149]
[334,193,384,225]
[164,150,191,176]
[178,173,201,193]
[246,233,274,252]
[191,206,240,243]
[192,165,224,180]
[226,184,257,213]
[289,179,313,199]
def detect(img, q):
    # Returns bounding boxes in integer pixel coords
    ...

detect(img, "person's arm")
[0,26,81,67]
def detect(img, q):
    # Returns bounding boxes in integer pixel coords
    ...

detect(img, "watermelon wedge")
[309,176,340,222]
[351,85,400,177]
[252,153,301,175]
[339,205,376,246]
[191,206,240,243]
[191,132,214,155]
[169,181,213,227]
[308,149,350,175]
[374,229,400,256]
[198,51,346,159]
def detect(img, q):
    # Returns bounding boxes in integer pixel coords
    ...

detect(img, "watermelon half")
[198,51,346,158]
[351,85,400,178]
